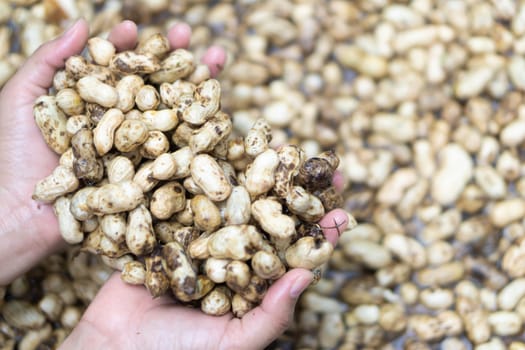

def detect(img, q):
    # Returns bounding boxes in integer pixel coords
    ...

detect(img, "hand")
[0,19,226,285]
[60,209,349,350]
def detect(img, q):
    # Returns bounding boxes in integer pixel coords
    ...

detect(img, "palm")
[88,276,233,349]
[74,208,350,350]
[79,269,307,350]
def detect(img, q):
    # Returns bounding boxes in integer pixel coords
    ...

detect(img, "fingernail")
[290,274,313,299]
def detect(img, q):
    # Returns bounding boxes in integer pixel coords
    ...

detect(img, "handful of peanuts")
[31,32,354,316]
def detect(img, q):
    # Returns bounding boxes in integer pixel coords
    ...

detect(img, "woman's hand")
[0,19,226,285]
[61,210,349,350]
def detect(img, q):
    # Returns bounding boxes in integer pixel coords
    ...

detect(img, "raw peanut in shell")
[133,161,158,192]
[126,204,156,256]
[66,115,92,136]
[101,255,134,271]
[33,165,79,203]
[71,129,104,185]
[274,145,304,197]
[121,261,146,285]
[59,148,75,169]
[295,150,338,191]
[315,186,343,212]
[81,227,129,258]
[86,102,107,125]
[172,122,197,147]
[69,187,96,221]
[76,76,118,108]
[82,217,99,233]
[100,213,127,243]
[201,286,231,316]
[175,200,194,226]
[140,109,178,131]
[114,119,149,153]
[173,275,215,303]
[136,33,170,58]
[285,236,334,270]
[115,75,144,113]
[160,80,196,107]
[189,111,232,154]
[224,186,251,225]
[191,194,221,232]
[190,154,232,202]
[1,301,46,330]
[154,221,182,243]
[66,55,115,83]
[226,260,252,291]
[245,149,279,197]
[87,180,143,215]
[171,226,199,248]
[235,275,268,303]
[162,241,197,296]
[189,64,211,84]
[232,294,254,318]
[182,79,221,125]
[286,185,325,222]
[106,156,135,184]
[56,88,84,116]
[151,146,193,180]
[251,198,296,242]
[140,131,170,159]
[183,177,204,195]
[204,258,231,284]
[135,85,160,111]
[244,118,272,157]
[188,232,212,260]
[208,225,264,260]
[54,196,83,244]
[251,250,286,280]
[33,95,70,154]
[109,51,160,74]
[87,37,116,67]
[149,49,195,83]
[93,108,124,156]
[53,69,75,90]
[38,294,64,321]
[150,182,186,220]
[144,252,170,298]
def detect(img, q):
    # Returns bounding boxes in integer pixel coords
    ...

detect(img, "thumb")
[3,19,89,106]
[238,269,313,349]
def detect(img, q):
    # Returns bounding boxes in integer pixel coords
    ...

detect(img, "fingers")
[237,269,313,349]
[319,208,352,246]
[201,46,227,77]
[167,23,192,49]
[107,20,138,51]
[4,19,89,105]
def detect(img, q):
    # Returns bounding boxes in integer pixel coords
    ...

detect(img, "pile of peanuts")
[30,31,346,317]
[0,249,112,349]
[4,0,525,349]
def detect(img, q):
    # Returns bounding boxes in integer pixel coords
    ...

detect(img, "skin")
[0,19,349,350]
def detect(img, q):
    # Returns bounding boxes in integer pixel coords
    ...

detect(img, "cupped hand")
[0,19,226,284]
[61,209,350,350]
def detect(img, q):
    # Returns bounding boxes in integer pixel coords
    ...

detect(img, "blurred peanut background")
[3,0,525,349]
